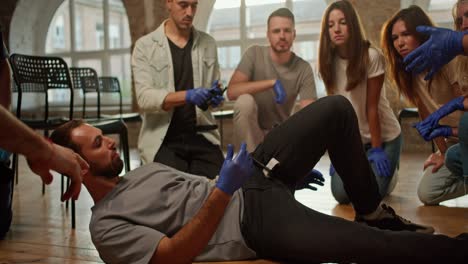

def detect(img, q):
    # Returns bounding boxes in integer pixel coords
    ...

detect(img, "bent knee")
[234,94,257,115]
[326,95,352,110]
[330,182,351,204]
[417,186,441,206]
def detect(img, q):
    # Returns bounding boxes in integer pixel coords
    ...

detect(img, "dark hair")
[267,7,295,28]
[318,0,370,93]
[50,119,84,154]
[381,5,434,105]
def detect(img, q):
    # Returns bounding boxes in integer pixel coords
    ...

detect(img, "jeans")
[331,134,402,204]
[240,96,468,263]
[446,112,468,182]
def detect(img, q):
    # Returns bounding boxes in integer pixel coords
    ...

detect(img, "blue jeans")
[331,134,402,204]
[445,112,468,185]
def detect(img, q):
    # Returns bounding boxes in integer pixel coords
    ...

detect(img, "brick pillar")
[0,0,18,50]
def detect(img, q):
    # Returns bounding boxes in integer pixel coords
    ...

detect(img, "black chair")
[9,54,74,193]
[70,67,101,118]
[70,67,130,173]
[98,76,141,123]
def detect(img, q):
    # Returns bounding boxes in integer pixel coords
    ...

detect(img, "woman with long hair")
[318,0,401,204]
[381,4,466,205]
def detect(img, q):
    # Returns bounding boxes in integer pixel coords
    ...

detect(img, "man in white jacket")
[132,0,224,179]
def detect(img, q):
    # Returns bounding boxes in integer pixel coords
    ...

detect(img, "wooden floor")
[0,149,467,263]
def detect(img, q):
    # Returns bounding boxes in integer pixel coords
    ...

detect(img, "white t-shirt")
[332,47,401,144]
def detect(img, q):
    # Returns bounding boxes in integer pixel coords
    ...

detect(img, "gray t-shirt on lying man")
[90,163,256,264]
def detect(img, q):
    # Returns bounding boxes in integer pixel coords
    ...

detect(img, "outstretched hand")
[368,147,391,178]
[404,26,467,80]
[295,169,325,191]
[413,96,465,140]
[27,143,89,201]
[216,143,254,195]
[426,125,453,140]
[415,124,453,141]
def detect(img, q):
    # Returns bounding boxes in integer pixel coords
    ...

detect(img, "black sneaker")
[355,204,435,234]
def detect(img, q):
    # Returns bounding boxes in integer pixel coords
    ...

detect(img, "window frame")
[45,0,131,105]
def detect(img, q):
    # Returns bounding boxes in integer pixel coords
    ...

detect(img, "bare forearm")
[368,109,383,148]
[417,101,448,153]
[0,106,52,158]
[433,137,447,154]
[151,188,231,264]
[162,91,187,111]
[227,79,275,100]
[366,75,384,148]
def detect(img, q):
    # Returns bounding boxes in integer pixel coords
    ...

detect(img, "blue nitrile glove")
[186,87,211,107]
[210,94,224,107]
[295,169,325,191]
[404,26,467,80]
[368,147,391,178]
[329,163,336,176]
[216,143,254,195]
[413,96,465,139]
[208,80,225,108]
[273,79,286,104]
[423,125,453,141]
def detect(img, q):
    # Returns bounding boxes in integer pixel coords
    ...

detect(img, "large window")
[428,0,457,29]
[45,0,131,105]
[401,0,458,29]
[207,0,327,97]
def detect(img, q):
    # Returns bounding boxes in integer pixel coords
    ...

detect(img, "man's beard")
[271,43,291,54]
[94,157,124,179]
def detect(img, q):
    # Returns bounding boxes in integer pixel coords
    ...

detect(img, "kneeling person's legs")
[233,94,266,152]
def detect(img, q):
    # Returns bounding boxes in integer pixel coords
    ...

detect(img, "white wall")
[10,0,64,55]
